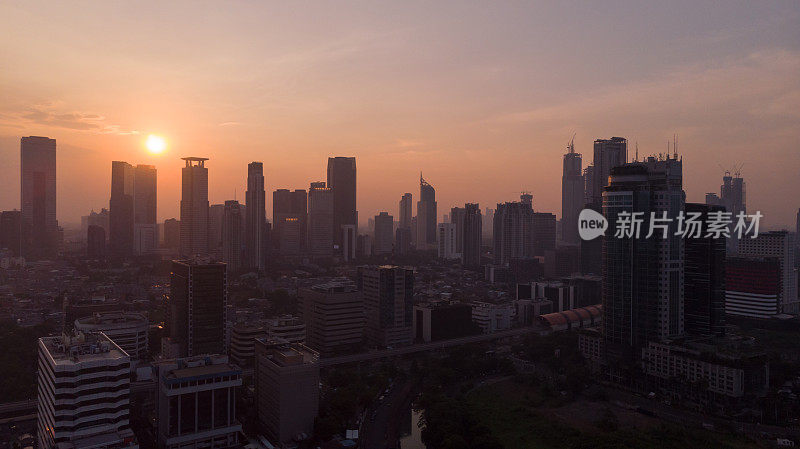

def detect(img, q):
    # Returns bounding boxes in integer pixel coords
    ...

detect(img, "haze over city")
[1,0,798,227]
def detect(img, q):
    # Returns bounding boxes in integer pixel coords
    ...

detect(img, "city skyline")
[0,1,798,228]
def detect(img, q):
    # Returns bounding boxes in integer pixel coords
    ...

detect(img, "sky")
[1,0,798,228]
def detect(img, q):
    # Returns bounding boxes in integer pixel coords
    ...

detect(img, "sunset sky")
[1,1,798,228]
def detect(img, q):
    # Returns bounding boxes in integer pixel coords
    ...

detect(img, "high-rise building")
[493,201,533,266]
[327,157,357,251]
[254,339,319,444]
[450,206,466,254]
[725,257,781,318]
[462,203,482,267]
[684,203,726,337]
[720,170,746,254]
[361,265,414,348]
[208,203,225,258]
[437,223,458,260]
[307,182,334,257]
[705,192,721,206]
[110,161,134,257]
[87,225,106,258]
[373,212,394,255]
[399,193,412,230]
[133,164,157,255]
[482,207,494,239]
[21,136,58,258]
[180,157,210,257]
[0,210,22,256]
[532,212,557,256]
[74,312,149,361]
[602,156,684,358]
[342,224,357,261]
[738,231,797,314]
[273,189,307,255]
[155,355,242,449]
[561,139,584,244]
[81,208,110,245]
[298,280,364,356]
[583,165,595,206]
[590,137,627,207]
[416,175,437,250]
[520,192,533,208]
[223,200,243,272]
[395,227,412,255]
[166,259,227,357]
[246,162,267,270]
[163,218,180,250]
[36,332,138,449]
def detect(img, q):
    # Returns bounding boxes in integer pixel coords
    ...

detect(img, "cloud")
[0,103,138,135]
[218,121,242,127]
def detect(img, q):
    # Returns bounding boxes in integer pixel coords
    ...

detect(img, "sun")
[145,135,167,154]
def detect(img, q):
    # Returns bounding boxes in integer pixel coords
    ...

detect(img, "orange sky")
[1,1,798,228]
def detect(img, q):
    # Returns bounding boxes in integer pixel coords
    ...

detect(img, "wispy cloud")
[0,102,139,135]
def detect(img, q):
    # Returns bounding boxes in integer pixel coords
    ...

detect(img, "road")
[360,379,416,449]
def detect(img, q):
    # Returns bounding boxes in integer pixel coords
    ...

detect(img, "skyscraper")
[590,137,627,207]
[0,210,22,256]
[361,265,414,348]
[298,280,364,356]
[399,192,412,230]
[493,201,533,265]
[462,203,482,267]
[720,170,746,254]
[739,231,797,314]
[273,188,307,255]
[109,161,134,257]
[327,157,357,251]
[180,157,209,257]
[20,136,57,258]
[561,138,584,244]
[602,155,684,358]
[163,218,180,250]
[223,200,243,272]
[208,203,225,258]
[532,212,557,256]
[437,222,458,260]
[166,259,226,357]
[684,203,726,337]
[246,162,266,271]
[450,206,466,254]
[373,212,394,255]
[307,181,334,257]
[416,174,437,250]
[87,224,106,258]
[133,164,157,255]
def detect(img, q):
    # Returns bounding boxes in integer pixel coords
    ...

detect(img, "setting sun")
[145,134,166,154]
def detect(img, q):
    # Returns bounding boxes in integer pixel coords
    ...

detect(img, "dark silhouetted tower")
[246,162,266,270]
[109,161,134,257]
[561,139,583,244]
[327,157,357,252]
[180,157,209,257]
[20,136,58,258]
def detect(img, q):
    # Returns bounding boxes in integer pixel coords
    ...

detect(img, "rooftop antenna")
[567,133,576,154]
[635,141,639,162]
[673,133,678,159]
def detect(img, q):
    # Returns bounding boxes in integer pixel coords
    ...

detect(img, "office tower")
[180,157,210,257]
[720,169,746,254]
[133,164,157,255]
[255,339,319,444]
[437,223,458,260]
[358,234,373,258]
[20,136,58,258]
[163,218,180,249]
[602,155,684,357]
[583,165,595,206]
[395,227,412,255]
[0,210,22,256]
[590,137,627,207]
[520,192,533,208]
[416,174,437,250]
[155,355,242,449]
[450,206,465,254]
[705,193,722,206]
[166,259,227,357]
[82,208,110,243]
[561,139,584,244]
[532,212,557,256]
[361,265,414,348]
[223,200,243,272]
[373,212,394,255]
[399,193,412,230]
[298,281,364,355]
[684,203,726,337]
[208,203,225,258]
[482,207,494,239]
[246,162,267,270]
[725,257,781,318]
[493,201,534,265]
[307,181,334,257]
[738,231,797,314]
[413,302,476,343]
[462,203,482,267]
[87,224,106,257]
[74,312,149,360]
[342,224,357,261]
[109,161,134,257]
[327,157,357,251]
[36,332,137,449]
[273,189,307,254]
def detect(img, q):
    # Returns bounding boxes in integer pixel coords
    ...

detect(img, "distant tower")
[179,157,209,257]
[373,212,394,255]
[133,164,157,255]
[109,161,134,257]
[416,174,437,250]
[590,137,627,207]
[20,136,58,258]
[462,203,482,267]
[561,137,584,244]
[246,162,266,270]
[493,201,534,265]
[327,157,357,251]
[307,182,334,257]
[223,200,243,272]
[399,193,412,230]
[720,168,746,254]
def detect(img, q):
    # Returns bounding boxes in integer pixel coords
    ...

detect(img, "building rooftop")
[40,332,128,366]
[75,311,147,329]
[257,339,318,366]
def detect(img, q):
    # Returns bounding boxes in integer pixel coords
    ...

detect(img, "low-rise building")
[471,302,514,333]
